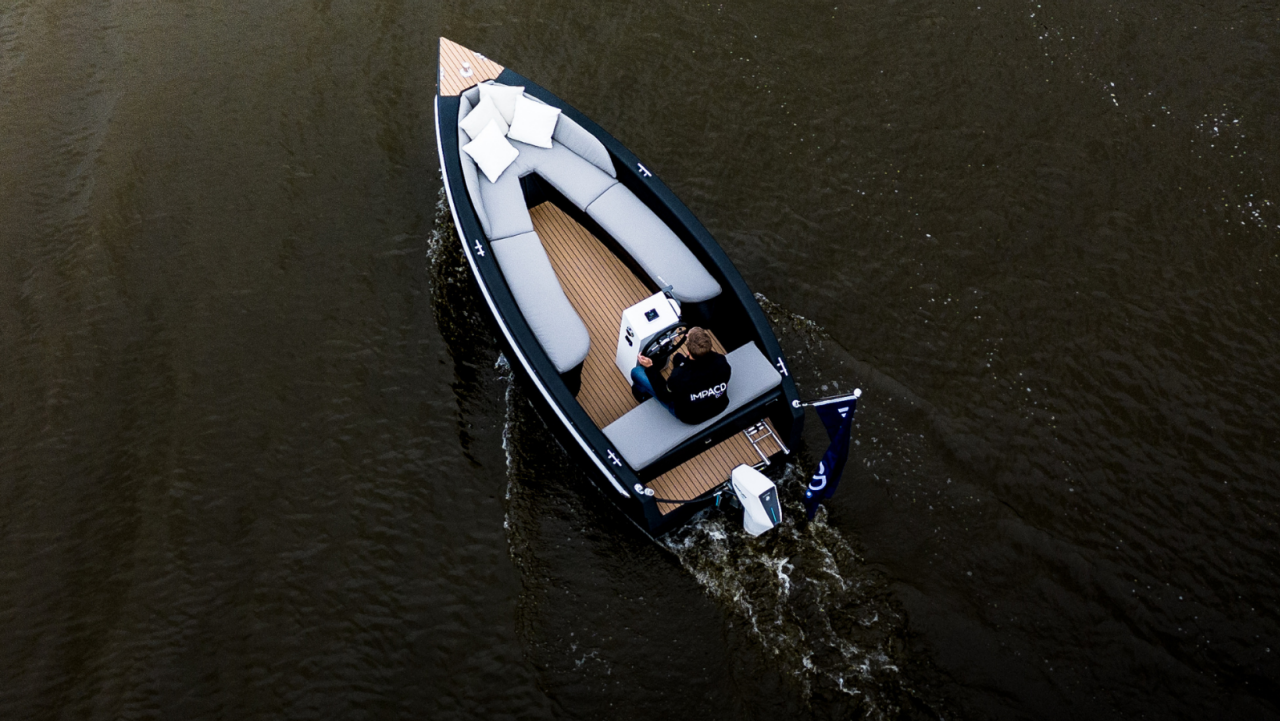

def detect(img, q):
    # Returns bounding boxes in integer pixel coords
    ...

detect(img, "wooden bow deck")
[438,37,505,96]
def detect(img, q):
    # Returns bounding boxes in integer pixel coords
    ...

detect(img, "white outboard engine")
[730,465,782,537]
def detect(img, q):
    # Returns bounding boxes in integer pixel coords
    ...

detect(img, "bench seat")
[602,343,782,471]
[509,140,617,211]
[459,85,724,303]
[585,184,722,303]
[455,83,725,376]
[489,231,592,373]
[476,159,535,240]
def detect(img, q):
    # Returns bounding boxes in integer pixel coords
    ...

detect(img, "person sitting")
[630,326,732,424]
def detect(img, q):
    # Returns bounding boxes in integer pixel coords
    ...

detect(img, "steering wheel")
[641,325,687,368]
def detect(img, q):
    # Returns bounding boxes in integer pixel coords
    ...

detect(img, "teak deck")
[438,38,504,97]
[531,202,783,513]
[534,202,648,429]
[649,429,783,514]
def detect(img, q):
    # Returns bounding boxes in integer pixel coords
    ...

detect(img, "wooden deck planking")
[438,38,505,97]
[648,420,785,515]
[532,203,649,428]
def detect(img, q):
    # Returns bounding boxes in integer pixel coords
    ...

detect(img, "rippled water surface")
[2,0,1277,718]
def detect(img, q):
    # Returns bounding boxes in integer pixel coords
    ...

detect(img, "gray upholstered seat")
[585,184,722,304]
[456,83,726,380]
[460,86,723,308]
[602,343,782,470]
[490,231,592,373]
[477,165,534,240]
[510,140,617,210]
[462,85,615,177]
[456,95,491,236]
[459,92,616,239]
[549,114,615,178]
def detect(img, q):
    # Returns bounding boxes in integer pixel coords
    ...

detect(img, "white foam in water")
[659,295,942,715]
[660,463,918,715]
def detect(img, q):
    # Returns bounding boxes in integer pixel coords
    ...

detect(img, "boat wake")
[662,294,949,717]
[660,477,934,717]
[430,192,946,718]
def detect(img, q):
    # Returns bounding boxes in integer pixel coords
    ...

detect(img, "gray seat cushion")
[585,184,722,304]
[490,231,592,373]
[455,81,726,384]
[512,140,617,210]
[602,343,782,470]
[460,101,611,237]
[496,86,615,178]
[459,84,617,237]
[456,95,492,237]
[477,164,534,241]
[551,115,615,178]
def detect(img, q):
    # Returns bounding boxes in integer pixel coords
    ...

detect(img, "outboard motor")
[730,465,782,537]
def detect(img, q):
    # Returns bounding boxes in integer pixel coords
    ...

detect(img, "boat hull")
[434,66,803,537]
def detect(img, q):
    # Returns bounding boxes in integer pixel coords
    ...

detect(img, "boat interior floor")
[534,200,651,428]
[532,201,784,511]
[648,428,784,514]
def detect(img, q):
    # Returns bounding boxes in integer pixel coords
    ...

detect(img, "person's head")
[686,327,713,358]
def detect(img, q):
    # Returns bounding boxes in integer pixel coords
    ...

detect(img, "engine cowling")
[731,465,782,536]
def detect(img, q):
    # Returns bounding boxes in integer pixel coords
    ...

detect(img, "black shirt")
[645,352,732,424]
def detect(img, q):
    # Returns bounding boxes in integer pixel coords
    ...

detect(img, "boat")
[433,38,804,537]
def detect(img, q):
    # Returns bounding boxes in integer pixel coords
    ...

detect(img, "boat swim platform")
[438,37,504,97]
[648,426,784,515]
[531,201,784,513]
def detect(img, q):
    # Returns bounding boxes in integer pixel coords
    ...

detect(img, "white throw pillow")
[507,95,562,149]
[461,120,519,183]
[477,82,525,124]
[459,94,508,139]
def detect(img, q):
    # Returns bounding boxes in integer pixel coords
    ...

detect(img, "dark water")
[2,0,1277,718]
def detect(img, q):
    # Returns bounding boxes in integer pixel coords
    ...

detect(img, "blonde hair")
[686,327,713,357]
